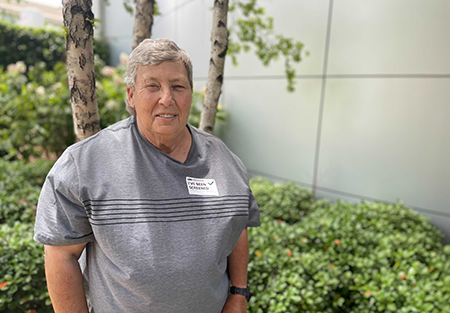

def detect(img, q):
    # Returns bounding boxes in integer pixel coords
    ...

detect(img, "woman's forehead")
[136,61,188,81]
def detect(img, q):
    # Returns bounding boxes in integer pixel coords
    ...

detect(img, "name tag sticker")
[186,177,219,196]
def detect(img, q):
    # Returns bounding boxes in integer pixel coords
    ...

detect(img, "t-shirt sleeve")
[246,188,261,227]
[230,150,261,228]
[34,151,94,246]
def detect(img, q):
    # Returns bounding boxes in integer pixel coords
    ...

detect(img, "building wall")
[102,0,450,242]
[99,0,135,65]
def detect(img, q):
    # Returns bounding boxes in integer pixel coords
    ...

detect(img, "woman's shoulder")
[67,117,134,152]
[188,124,228,149]
[188,124,247,170]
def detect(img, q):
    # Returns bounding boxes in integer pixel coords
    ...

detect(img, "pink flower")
[114,76,124,85]
[7,64,17,73]
[101,66,115,77]
[120,53,128,66]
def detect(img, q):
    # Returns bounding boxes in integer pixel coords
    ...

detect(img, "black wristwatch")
[230,285,251,301]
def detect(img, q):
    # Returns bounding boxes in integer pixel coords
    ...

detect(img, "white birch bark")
[132,0,155,50]
[63,0,101,142]
[199,0,229,134]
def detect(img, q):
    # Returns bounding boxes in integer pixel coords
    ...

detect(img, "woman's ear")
[126,86,134,108]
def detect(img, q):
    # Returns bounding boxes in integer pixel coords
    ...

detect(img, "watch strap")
[230,285,250,301]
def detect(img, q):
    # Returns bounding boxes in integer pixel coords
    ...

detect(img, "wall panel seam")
[312,0,334,195]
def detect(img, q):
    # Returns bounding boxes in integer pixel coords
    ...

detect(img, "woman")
[34,38,260,313]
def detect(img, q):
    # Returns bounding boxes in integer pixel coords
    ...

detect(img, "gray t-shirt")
[34,116,260,313]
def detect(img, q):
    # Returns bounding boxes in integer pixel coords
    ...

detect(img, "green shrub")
[0,159,53,225]
[0,161,53,312]
[0,61,73,159]
[250,177,329,224]
[0,222,52,313]
[0,59,129,159]
[247,200,450,312]
[0,159,54,187]
[0,20,110,69]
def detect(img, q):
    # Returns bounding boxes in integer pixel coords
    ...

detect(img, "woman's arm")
[44,243,89,313]
[222,228,249,313]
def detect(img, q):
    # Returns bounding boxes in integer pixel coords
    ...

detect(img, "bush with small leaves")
[0,159,54,226]
[0,223,52,313]
[250,177,329,224]
[0,61,73,159]
[247,190,450,313]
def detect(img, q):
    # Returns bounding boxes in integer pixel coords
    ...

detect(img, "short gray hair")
[124,38,193,115]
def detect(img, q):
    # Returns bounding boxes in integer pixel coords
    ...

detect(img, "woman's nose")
[159,88,174,106]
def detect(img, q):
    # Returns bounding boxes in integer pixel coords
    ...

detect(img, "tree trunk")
[63,0,101,142]
[199,0,229,134]
[132,0,155,50]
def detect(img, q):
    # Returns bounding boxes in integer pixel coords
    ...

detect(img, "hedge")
[0,223,52,313]
[0,160,54,226]
[1,161,449,312]
[0,20,110,69]
[247,179,450,313]
[0,160,53,312]
[250,177,329,224]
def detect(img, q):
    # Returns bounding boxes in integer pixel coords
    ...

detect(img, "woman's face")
[127,60,192,141]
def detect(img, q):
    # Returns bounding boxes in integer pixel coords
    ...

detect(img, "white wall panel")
[108,38,132,65]
[152,16,177,41]
[225,0,329,77]
[102,0,135,64]
[328,0,450,75]
[221,78,322,184]
[152,0,175,16]
[174,0,213,79]
[318,78,450,215]
[152,0,213,78]
[192,78,208,89]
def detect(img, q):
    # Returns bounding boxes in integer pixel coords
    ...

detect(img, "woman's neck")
[141,126,192,163]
